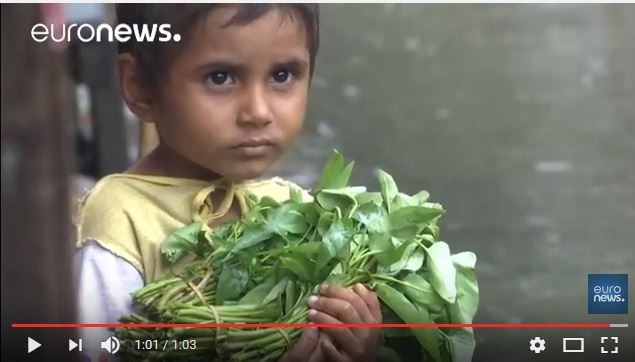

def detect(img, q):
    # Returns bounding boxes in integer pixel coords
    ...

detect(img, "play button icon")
[27,337,41,353]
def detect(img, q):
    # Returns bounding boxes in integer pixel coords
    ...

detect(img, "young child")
[74,4,382,361]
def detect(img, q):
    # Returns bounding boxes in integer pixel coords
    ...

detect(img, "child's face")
[151,6,311,181]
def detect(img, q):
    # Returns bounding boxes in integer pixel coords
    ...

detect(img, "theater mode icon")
[562,338,584,353]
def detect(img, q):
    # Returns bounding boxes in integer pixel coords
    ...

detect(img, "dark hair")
[115,4,319,92]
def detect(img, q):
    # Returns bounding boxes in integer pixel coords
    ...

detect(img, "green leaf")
[391,225,419,245]
[232,226,274,252]
[425,242,457,303]
[259,196,281,209]
[391,192,416,211]
[389,206,445,232]
[317,212,335,237]
[445,328,476,362]
[316,187,366,213]
[315,250,338,280]
[353,202,389,233]
[161,222,204,263]
[286,241,321,256]
[267,203,309,235]
[430,304,450,323]
[377,169,398,213]
[316,151,355,190]
[423,223,441,240]
[388,245,424,273]
[290,185,304,203]
[419,233,437,247]
[368,233,412,268]
[315,241,331,272]
[280,255,313,282]
[240,277,276,304]
[423,202,444,211]
[368,232,392,254]
[451,252,477,270]
[413,190,430,204]
[402,273,445,309]
[216,264,249,304]
[262,277,289,305]
[404,247,425,271]
[448,261,479,324]
[285,279,297,314]
[356,191,383,206]
[375,284,442,362]
[301,203,320,227]
[321,219,354,258]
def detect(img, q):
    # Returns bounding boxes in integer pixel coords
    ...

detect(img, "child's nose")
[236,85,274,127]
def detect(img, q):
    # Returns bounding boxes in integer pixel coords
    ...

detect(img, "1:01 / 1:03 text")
[134,339,197,350]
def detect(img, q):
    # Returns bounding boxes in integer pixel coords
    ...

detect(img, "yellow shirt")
[75,174,310,283]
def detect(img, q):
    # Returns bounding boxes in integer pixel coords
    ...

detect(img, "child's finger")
[320,333,349,362]
[308,294,364,327]
[308,309,359,355]
[352,283,382,322]
[307,333,330,362]
[279,327,319,362]
[318,284,374,324]
[295,327,320,351]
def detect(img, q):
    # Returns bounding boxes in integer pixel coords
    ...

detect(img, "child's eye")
[271,70,294,84]
[205,71,235,87]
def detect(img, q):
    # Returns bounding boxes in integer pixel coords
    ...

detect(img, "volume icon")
[100,336,120,354]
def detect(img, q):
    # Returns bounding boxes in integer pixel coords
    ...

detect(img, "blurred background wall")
[281,5,634,359]
[290,2,635,319]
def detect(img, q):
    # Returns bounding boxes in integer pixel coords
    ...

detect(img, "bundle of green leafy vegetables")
[115,151,479,362]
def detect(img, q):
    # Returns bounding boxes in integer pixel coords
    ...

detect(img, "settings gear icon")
[529,337,546,353]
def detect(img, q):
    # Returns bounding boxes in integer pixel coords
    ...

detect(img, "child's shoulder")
[75,174,149,230]
[76,174,153,214]
[77,174,313,217]
[78,173,206,209]
[74,173,202,277]
[76,174,131,212]
[243,176,313,202]
[73,174,153,272]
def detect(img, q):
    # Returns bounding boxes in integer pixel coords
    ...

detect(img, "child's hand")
[307,283,382,362]
[279,327,326,362]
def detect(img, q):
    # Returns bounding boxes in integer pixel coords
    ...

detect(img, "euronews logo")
[31,23,181,44]
[588,274,628,314]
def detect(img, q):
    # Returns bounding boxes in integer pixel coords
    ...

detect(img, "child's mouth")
[232,144,275,158]
[230,138,276,158]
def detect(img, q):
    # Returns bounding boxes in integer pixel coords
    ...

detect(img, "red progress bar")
[12,323,613,328]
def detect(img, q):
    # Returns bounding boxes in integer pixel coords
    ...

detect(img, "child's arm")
[75,240,143,323]
[307,284,382,361]
[74,240,143,360]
